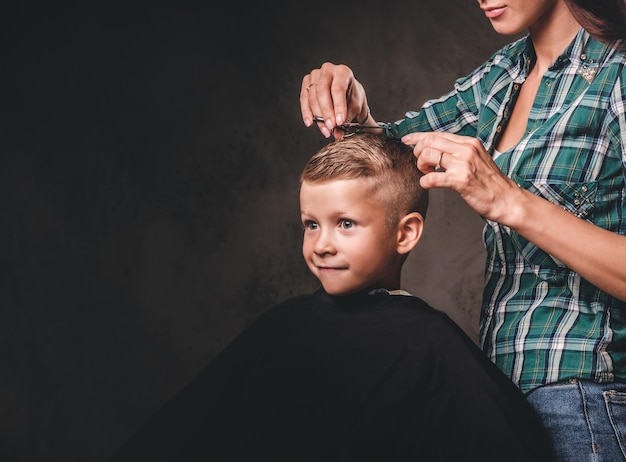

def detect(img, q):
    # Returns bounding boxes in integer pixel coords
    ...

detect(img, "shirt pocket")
[508,174,598,281]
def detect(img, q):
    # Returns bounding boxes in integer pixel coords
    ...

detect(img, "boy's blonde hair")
[301,134,428,226]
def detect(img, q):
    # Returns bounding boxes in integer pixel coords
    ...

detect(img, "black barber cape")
[110,288,552,461]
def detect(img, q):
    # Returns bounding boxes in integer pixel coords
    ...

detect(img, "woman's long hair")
[565,0,626,46]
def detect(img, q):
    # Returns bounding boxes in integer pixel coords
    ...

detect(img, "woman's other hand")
[403,131,523,224]
[300,62,371,140]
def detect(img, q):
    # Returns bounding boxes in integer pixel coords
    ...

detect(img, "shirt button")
[545,81,551,87]
[496,125,502,132]
[581,54,587,60]
[582,185,588,192]
[513,84,520,91]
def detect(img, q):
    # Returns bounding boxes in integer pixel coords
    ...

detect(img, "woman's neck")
[529,2,581,73]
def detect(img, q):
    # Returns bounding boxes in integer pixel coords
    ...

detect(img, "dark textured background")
[2,1,516,460]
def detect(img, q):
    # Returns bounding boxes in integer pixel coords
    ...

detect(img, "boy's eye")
[304,221,318,231]
[340,219,354,229]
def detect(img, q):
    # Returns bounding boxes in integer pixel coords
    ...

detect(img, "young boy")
[110,134,552,461]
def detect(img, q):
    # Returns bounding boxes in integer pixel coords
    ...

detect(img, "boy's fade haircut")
[301,133,428,226]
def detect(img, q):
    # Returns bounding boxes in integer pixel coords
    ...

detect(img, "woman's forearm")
[507,188,626,301]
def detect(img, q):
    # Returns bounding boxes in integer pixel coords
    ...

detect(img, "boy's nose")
[313,230,336,256]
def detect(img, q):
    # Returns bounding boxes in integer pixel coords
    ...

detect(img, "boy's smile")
[300,178,403,296]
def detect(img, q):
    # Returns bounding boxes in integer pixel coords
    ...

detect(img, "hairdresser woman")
[300,1,626,460]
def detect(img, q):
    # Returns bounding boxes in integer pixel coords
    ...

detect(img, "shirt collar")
[515,28,617,85]
[368,288,414,297]
[555,29,598,68]
[550,29,616,81]
[315,287,414,309]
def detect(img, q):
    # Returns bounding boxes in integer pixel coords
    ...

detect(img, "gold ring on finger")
[435,152,445,172]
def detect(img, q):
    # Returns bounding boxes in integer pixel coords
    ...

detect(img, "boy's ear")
[396,212,424,255]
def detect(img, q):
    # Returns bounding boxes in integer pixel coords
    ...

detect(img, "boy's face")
[300,178,401,296]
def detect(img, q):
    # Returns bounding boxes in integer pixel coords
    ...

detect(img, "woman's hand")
[402,131,524,224]
[300,62,372,139]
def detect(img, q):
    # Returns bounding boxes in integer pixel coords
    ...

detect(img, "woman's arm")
[508,184,626,301]
[403,131,626,301]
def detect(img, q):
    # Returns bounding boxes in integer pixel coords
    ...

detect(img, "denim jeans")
[526,379,626,462]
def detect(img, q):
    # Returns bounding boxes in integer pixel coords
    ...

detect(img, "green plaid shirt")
[387,29,626,393]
